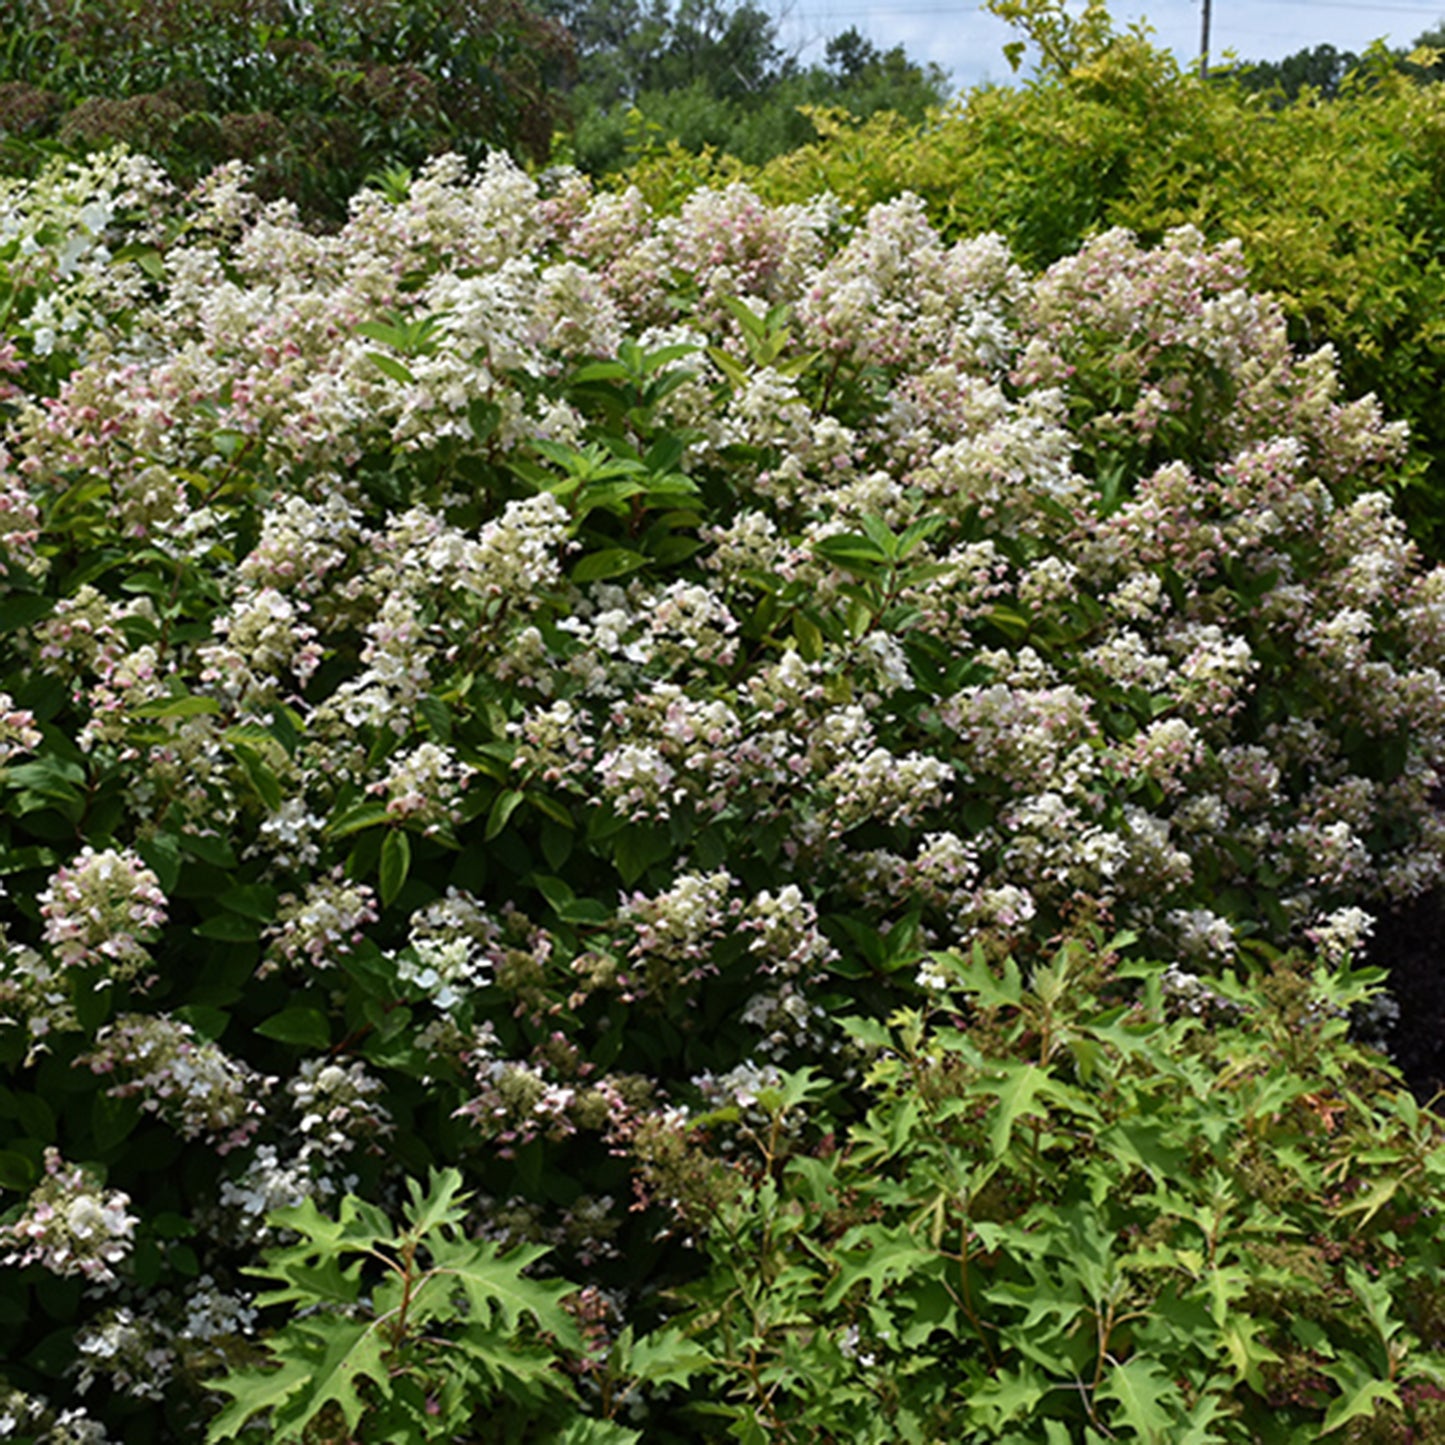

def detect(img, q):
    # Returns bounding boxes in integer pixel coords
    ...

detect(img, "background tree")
[1231,42,1362,103]
[536,0,949,174]
[0,0,575,219]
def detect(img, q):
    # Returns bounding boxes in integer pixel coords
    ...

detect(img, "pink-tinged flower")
[4,1149,136,1284]
[38,847,167,982]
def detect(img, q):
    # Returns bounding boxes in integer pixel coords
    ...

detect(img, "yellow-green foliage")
[618,8,1445,552]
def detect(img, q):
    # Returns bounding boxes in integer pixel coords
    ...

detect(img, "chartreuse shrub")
[622,0,1445,556]
[1,149,1445,1439]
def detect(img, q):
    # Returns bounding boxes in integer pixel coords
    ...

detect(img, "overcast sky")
[773,0,1445,91]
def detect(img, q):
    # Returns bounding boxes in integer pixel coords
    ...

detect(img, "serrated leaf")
[403,1166,470,1238]
[206,1359,309,1442]
[275,1316,387,1438]
[425,1234,583,1351]
[964,1363,1049,1428]
[1319,1357,1400,1435]
[1100,1357,1181,1440]
[839,1014,894,1050]
[1337,1175,1400,1229]
[821,1226,933,1309]
[977,1063,1053,1159]
[1220,1312,1282,1393]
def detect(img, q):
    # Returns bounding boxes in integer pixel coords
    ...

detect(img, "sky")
[771,0,1445,91]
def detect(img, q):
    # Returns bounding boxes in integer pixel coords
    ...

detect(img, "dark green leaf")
[379,829,411,908]
[255,1007,331,1049]
[572,547,649,583]
[196,912,264,942]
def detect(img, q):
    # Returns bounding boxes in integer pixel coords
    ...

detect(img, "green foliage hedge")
[1,148,1445,1440]
[0,0,574,221]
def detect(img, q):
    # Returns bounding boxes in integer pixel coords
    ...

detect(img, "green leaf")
[278,1315,388,1437]
[977,1063,1054,1159]
[231,742,283,811]
[195,912,263,942]
[553,1420,643,1445]
[327,801,391,839]
[613,822,670,885]
[367,352,416,385]
[1100,1357,1182,1440]
[181,831,238,868]
[426,1235,582,1351]
[1319,1357,1400,1435]
[5,756,85,802]
[793,611,824,661]
[174,1005,229,1040]
[964,1364,1049,1428]
[379,829,411,907]
[821,1226,934,1309]
[91,1090,140,1150]
[1220,1311,1282,1393]
[131,692,222,719]
[556,896,613,925]
[206,1359,309,1442]
[418,693,454,743]
[218,883,279,920]
[135,834,181,893]
[572,547,649,583]
[0,1149,39,1190]
[255,1007,331,1050]
[813,533,889,573]
[486,788,525,841]
[0,593,53,633]
[402,1166,471,1239]
[839,1015,894,1051]
[468,398,501,441]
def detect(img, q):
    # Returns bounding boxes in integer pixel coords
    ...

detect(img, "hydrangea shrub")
[1,149,1444,1439]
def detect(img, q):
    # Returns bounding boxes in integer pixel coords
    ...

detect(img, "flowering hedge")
[1,149,1445,1440]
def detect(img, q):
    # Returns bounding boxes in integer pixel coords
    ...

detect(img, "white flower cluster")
[395,888,500,1008]
[81,1014,273,1153]
[3,1149,136,1284]
[264,869,379,973]
[287,1059,394,1160]
[0,1381,110,1443]
[0,694,41,763]
[621,871,737,969]
[216,1143,325,1243]
[38,848,167,982]
[368,740,475,830]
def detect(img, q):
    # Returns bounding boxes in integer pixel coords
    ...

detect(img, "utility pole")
[1199,0,1212,78]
